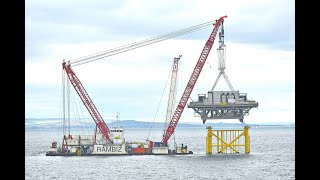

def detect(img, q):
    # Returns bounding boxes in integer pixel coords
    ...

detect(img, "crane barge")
[46,15,229,156]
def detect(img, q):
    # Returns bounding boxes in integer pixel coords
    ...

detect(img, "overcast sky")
[26,0,294,124]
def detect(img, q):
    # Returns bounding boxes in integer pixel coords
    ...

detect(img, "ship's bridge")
[109,127,125,145]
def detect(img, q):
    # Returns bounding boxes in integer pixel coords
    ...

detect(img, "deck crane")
[162,15,228,145]
[60,15,227,145]
[163,55,182,145]
[62,61,111,141]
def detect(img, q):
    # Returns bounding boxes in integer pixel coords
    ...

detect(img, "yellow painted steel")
[206,126,213,154]
[220,102,228,106]
[244,126,250,153]
[206,126,250,154]
[76,148,81,156]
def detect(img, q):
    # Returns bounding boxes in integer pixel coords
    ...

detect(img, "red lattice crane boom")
[62,61,111,141]
[162,15,227,145]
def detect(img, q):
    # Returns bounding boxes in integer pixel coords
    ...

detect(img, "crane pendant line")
[62,62,111,141]
[162,15,227,145]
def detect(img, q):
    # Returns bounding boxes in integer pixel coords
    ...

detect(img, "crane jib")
[62,62,111,141]
[162,15,227,145]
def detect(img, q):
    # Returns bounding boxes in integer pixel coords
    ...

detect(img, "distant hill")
[25,118,294,130]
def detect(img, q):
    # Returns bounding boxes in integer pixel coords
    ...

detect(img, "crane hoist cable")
[69,20,216,66]
[146,63,173,141]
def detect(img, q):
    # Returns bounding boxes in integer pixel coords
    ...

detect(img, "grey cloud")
[26,0,294,61]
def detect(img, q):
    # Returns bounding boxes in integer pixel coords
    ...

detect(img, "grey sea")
[25,126,295,180]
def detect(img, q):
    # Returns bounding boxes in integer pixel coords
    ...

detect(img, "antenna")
[116,112,120,129]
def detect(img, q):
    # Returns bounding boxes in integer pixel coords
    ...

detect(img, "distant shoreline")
[25,125,295,131]
[25,118,295,130]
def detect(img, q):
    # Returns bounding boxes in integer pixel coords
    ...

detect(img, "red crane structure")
[59,15,227,147]
[62,62,111,141]
[162,15,227,145]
